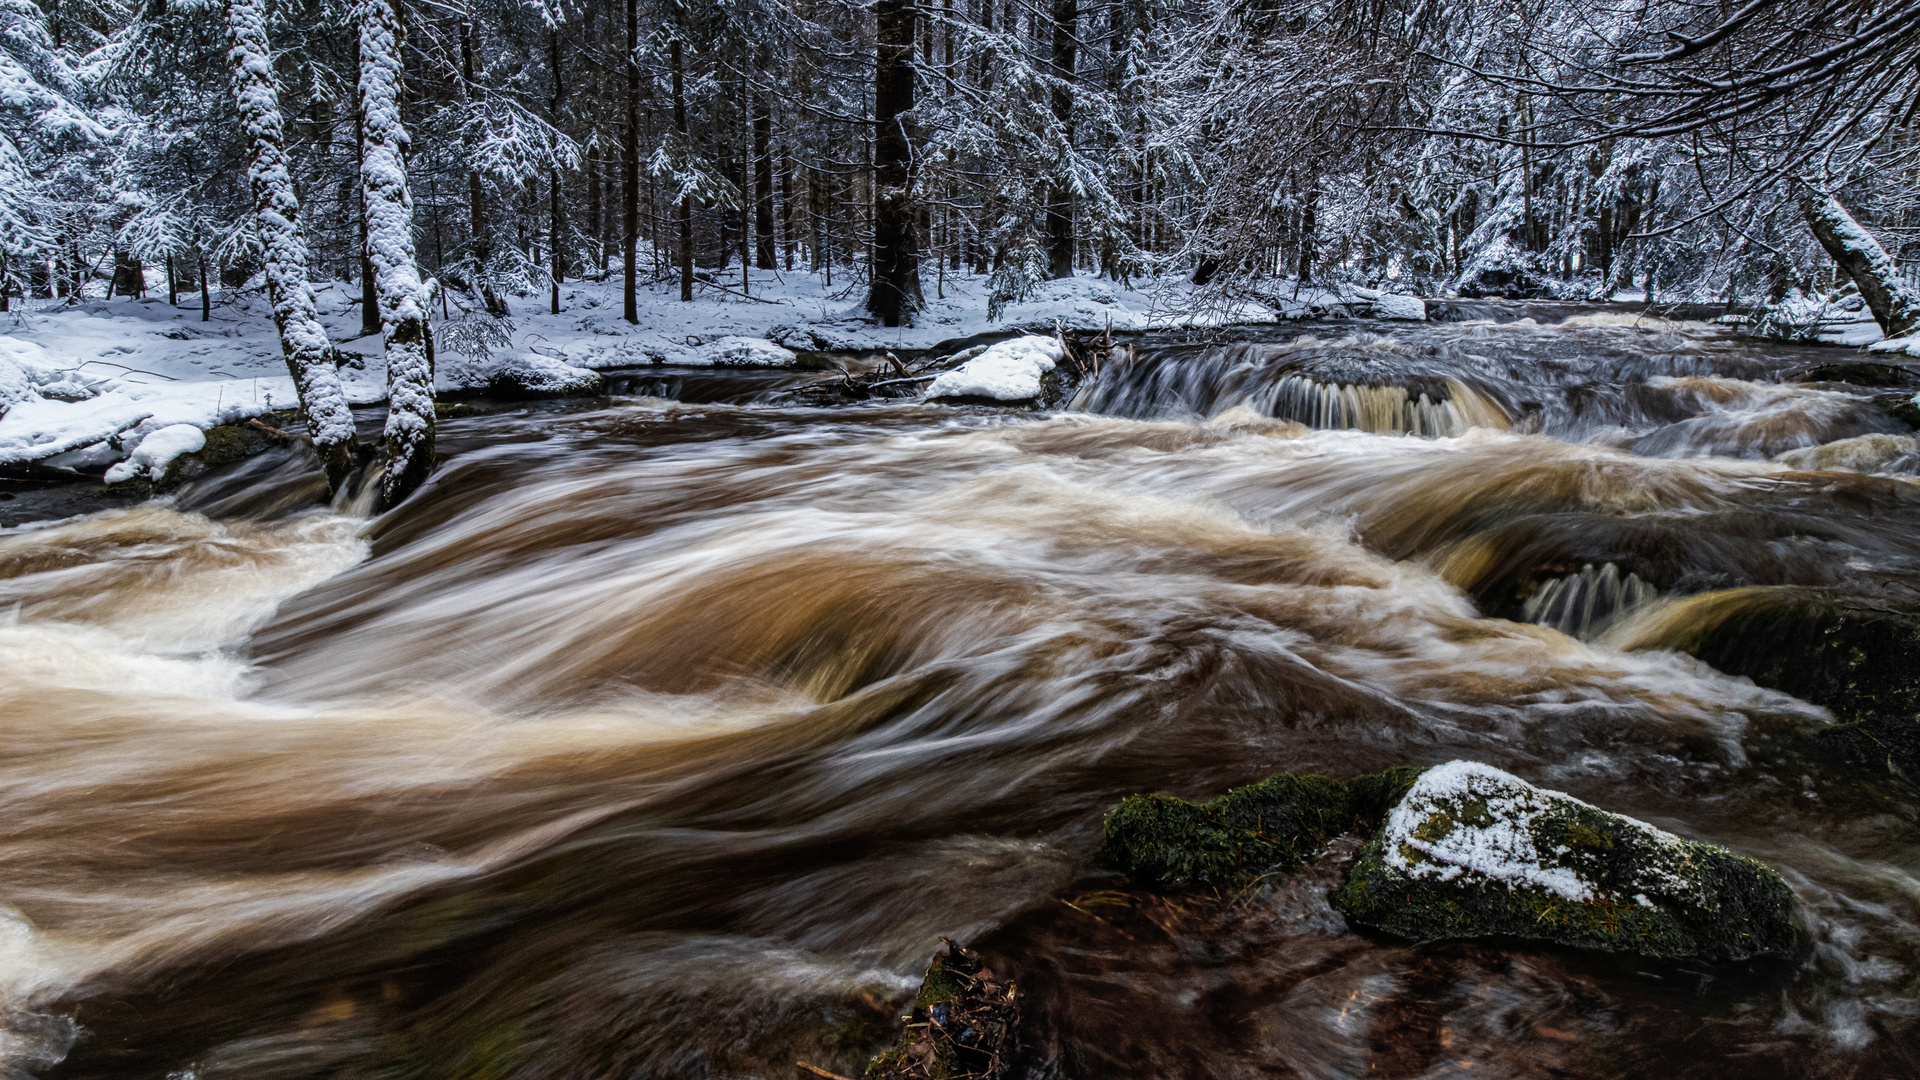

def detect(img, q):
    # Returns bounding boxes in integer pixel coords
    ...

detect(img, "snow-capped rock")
[925,335,1065,401]
[1370,293,1426,320]
[692,336,797,367]
[1332,761,1799,961]
[103,423,205,484]
[486,354,605,399]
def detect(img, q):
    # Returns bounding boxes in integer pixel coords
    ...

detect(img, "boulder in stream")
[1098,767,1421,891]
[1332,761,1801,962]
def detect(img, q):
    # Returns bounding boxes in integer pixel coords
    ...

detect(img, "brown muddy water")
[1,312,1917,1079]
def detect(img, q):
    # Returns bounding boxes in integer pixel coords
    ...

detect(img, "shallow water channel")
[1,310,1917,1078]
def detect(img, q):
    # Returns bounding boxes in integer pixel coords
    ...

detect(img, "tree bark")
[550,20,565,314]
[753,73,775,271]
[1801,187,1920,338]
[623,0,641,320]
[353,31,381,338]
[671,38,693,302]
[1046,0,1075,278]
[227,0,360,492]
[358,0,437,510]
[867,0,921,326]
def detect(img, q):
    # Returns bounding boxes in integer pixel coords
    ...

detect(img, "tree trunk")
[199,250,210,321]
[1046,0,1075,278]
[165,253,176,306]
[867,0,920,325]
[353,31,381,338]
[781,152,795,270]
[358,0,437,510]
[671,39,693,302]
[753,63,776,270]
[588,156,603,276]
[227,0,360,492]
[549,21,565,314]
[1801,187,1920,338]
[623,0,641,320]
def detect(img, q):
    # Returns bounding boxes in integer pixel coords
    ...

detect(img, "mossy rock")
[1626,587,1920,789]
[1097,766,1422,891]
[108,415,295,494]
[865,940,1017,1079]
[1331,761,1800,962]
[1627,587,1920,720]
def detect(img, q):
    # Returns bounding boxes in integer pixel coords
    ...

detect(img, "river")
[1,308,1916,1078]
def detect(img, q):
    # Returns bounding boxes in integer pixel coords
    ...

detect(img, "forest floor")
[0,265,1885,480]
[0,268,1363,473]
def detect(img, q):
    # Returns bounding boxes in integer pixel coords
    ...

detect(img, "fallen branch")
[695,278,791,305]
[796,1064,856,1080]
[246,417,308,443]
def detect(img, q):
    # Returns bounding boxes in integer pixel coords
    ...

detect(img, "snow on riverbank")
[0,269,1413,476]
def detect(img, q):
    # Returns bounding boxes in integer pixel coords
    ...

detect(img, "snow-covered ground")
[0,269,1422,477]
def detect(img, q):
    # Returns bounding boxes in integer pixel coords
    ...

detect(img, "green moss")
[1332,790,1800,962]
[1564,821,1614,850]
[1098,767,1422,892]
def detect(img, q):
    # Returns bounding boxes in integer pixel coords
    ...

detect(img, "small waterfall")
[1522,562,1656,639]
[1079,339,1511,436]
[1261,374,1508,436]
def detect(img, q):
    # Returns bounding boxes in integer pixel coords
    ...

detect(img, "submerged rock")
[1333,761,1800,961]
[1098,767,1421,891]
[864,940,1018,1080]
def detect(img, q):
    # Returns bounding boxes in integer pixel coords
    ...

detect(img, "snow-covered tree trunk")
[357,0,437,510]
[1802,187,1920,339]
[225,0,360,494]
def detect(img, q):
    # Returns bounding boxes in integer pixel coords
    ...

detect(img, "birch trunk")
[357,0,437,509]
[1802,187,1920,339]
[225,0,361,493]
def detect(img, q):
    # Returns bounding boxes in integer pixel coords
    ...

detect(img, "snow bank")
[0,375,296,467]
[0,350,30,417]
[689,336,796,367]
[925,335,1065,400]
[103,424,206,483]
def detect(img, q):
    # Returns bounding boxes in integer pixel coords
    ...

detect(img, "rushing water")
[2,311,1918,1079]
